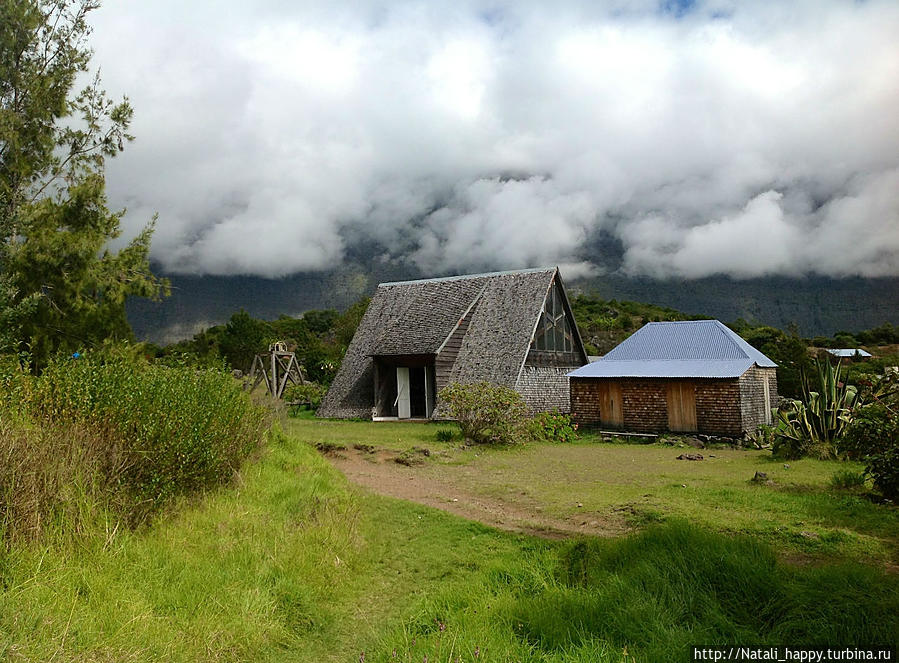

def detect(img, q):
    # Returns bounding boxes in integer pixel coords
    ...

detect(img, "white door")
[763,378,772,425]
[396,367,411,419]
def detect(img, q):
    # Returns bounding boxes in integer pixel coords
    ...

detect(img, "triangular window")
[533,280,574,353]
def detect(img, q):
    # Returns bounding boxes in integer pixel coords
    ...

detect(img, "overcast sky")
[88,0,899,281]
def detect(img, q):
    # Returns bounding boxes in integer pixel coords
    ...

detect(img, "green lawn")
[1,421,897,662]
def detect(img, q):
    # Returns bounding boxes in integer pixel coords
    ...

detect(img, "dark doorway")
[409,366,427,418]
[373,356,436,419]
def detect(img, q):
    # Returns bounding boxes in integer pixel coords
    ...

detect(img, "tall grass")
[0,355,271,543]
[369,521,899,661]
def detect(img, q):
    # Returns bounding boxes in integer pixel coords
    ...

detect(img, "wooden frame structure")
[248,342,306,399]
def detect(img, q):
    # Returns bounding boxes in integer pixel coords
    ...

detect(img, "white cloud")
[88,0,899,279]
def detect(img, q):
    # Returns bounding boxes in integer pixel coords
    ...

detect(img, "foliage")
[812,323,899,349]
[1,353,270,541]
[773,357,857,459]
[529,410,578,443]
[157,298,369,384]
[746,424,776,449]
[215,310,270,372]
[846,353,899,387]
[0,418,127,543]
[283,381,326,412]
[828,469,867,491]
[438,381,529,445]
[0,354,31,417]
[435,428,456,442]
[843,403,899,500]
[32,355,270,503]
[1,0,168,370]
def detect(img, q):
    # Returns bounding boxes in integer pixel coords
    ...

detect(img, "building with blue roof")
[568,320,777,437]
[825,348,872,361]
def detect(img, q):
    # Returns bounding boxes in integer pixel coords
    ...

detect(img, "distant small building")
[319,267,588,420]
[568,320,777,437]
[826,348,873,362]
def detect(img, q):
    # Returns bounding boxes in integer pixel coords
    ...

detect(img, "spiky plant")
[774,356,857,459]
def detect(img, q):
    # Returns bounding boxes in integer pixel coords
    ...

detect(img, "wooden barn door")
[599,382,623,428]
[667,382,697,432]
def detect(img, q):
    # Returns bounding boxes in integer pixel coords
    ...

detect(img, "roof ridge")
[378,266,556,287]
[711,320,750,359]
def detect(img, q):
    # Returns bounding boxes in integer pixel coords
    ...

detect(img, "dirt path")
[323,446,628,539]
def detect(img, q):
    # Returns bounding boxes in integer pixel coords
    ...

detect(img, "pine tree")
[0,0,167,367]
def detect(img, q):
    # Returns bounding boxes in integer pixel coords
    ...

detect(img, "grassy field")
[288,417,899,564]
[1,420,897,661]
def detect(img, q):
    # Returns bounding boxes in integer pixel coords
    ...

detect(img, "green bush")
[1,354,271,541]
[529,411,578,443]
[0,356,31,421]
[283,382,327,413]
[438,381,529,445]
[30,356,270,505]
[843,403,899,500]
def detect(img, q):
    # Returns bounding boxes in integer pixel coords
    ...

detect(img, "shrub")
[438,382,529,445]
[30,356,271,505]
[773,357,857,459]
[283,382,327,413]
[843,403,899,500]
[0,354,272,542]
[435,428,456,443]
[746,424,776,449]
[529,411,578,443]
[0,356,32,421]
[828,469,867,491]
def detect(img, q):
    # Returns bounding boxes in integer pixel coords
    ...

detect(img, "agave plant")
[774,356,858,459]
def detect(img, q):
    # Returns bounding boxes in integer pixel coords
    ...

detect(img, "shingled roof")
[319,267,585,418]
[568,320,777,379]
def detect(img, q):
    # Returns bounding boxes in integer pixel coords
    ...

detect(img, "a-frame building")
[318,267,588,420]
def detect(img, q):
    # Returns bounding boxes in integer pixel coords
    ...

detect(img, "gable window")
[533,282,574,352]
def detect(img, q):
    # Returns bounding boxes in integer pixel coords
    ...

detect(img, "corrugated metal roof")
[568,320,777,379]
[826,348,872,357]
[569,359,756,379]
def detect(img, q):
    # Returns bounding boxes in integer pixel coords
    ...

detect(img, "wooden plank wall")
[435,302,477,392]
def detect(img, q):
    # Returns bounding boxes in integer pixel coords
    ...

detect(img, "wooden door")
[598,382,623,428]
[667,382,697,432]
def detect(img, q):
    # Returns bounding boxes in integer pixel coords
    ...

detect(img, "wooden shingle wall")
[738,366,778,432]
[516,366,575,413]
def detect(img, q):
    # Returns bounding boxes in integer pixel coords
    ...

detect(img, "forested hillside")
[127,264,899,344]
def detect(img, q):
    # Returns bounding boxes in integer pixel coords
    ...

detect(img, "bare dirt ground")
[323,445,630,539]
